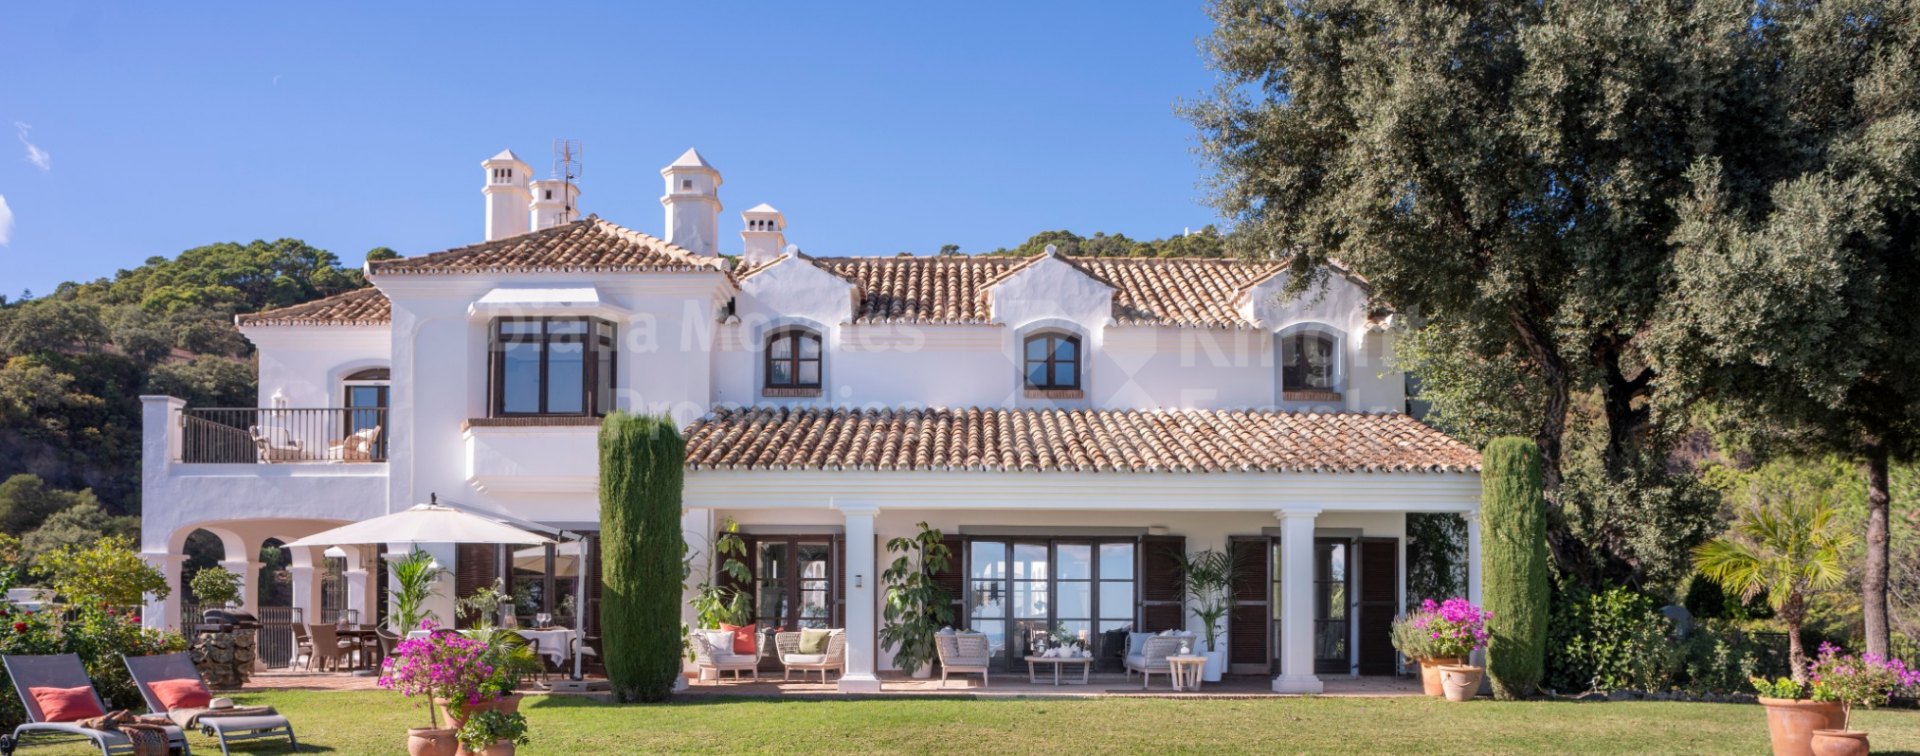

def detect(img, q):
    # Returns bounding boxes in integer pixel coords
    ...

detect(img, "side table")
[1167,655,1207,691]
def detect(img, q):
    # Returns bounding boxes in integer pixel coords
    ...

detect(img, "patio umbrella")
[511,541,582,577]
[284,502,556,549]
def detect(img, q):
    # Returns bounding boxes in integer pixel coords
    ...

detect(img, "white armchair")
[692,630,764,682]
[935,632,991,688]
[775,630,846,683]
[1124,636,1189,689]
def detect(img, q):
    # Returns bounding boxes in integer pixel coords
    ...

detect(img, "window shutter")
[1356,538,1400,675]
[1228,537,1271,670]
[1138,535,1185,632]
[453,543,498,629]
[932,535,966,626]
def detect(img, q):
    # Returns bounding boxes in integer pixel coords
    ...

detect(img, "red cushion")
[28,686,105,723]
[719,623,757,655]
[147,678,213,710]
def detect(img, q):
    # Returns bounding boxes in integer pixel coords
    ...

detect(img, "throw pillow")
[29,686,105,722]
[701,630,735,656]
[719,623,758,655]
[1127,632,1152,656]
[799,627,832,654]
[146,679,212,711]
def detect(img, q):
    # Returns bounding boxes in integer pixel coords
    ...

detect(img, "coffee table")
[1167,655,1206,691]
[1025,655,1093,685]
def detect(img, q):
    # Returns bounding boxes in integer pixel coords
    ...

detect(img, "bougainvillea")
[1809,642,1920,729]
[1406,598,1492,659]
[377,621,497,730]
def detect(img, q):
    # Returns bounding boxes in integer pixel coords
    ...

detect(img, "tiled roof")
[741,254,1295,328]
[236,287,391,327]
[368,216,725,276]
[683,406,1480,474]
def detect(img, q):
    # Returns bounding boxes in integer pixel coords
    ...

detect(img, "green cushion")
[799,628,832,654]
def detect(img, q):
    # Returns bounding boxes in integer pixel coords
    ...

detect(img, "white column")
[219,559,262,613]
[287,564,319,626]
[345,568,373,627]
[836,504,882,693]
[141,552,185,631]
[1463,510,1485,669]
[1273,508,1323,694]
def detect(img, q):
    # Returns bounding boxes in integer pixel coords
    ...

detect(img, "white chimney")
[660,148,722,255]
[740,203,786,264]
[481,149,533,241]
[529,178,580,231]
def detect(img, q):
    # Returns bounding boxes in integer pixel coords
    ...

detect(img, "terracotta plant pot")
[1418,657,1463,697]
[492,693,524,715]
[479,743,517,756]
[1759,698,1846,756]
[406,727,458,756]
[1809,730,1869,756]
[1438,664,1483,702]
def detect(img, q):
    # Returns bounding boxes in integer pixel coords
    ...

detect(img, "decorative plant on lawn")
[377,629,497,730]
[456,709,530,754]
[1390,612,1439,661]
[1808,642,1920,730]
[1175,549,1235,653]
[457,578,514,628]
[37,535,169,608]
[1409,598,1492,659]
[1693,495,1854,682]
[1480,437,1549,699]
[389,548,448,634]
[879,522,954,675]
[688,518,752,629]
[464,625,544,697]
[189,566,242,607]
[599,411,686,704]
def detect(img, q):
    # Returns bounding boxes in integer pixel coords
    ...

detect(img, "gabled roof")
[368,216,725,276]
[236,287,391,327]
[684,406,1480,474]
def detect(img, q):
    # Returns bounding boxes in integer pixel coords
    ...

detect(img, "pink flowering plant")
[1807,642,1920,730]
[1391,598,1491,660]
[377,621,497,730]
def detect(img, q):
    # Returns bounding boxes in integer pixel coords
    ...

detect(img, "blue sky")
[0,1,1223,297]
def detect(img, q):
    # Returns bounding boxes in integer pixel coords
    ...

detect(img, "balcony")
[179,407,388,464]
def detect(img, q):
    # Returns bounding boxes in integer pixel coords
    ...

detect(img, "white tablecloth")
[516,628,575,667]
[405,629,433,640]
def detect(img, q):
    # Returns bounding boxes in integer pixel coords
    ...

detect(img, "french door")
[964,539,1136,671]
[1237,535,1400,676]
[753,538,833,633]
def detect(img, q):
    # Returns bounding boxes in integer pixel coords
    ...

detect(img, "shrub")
[599,412,684,703]
[1480,437,1549,699]
[1545,583,1682,693]
[1679,619,1763,695]
[189,566,242,606]
[36,535,168,608]
[0,605,185,729]
[879,522,954,675]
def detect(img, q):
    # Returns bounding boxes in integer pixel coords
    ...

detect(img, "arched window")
[1281,330,1338,393]
[765,329,823,390]
[1023,332,1081,391]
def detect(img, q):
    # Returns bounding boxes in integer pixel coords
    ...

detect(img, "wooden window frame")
[488,316,616,418]
[1280,330,1339,395]
[1022,332,1082,392]
[957,536,1138,670]
[763,328,823,394]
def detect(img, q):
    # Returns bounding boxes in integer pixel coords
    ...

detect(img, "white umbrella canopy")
[285,503,556,548]
[512,541,582,576]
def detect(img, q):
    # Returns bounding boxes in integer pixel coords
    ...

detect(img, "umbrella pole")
[573,535,588,681]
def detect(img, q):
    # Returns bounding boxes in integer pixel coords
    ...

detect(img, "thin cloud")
[14,122,50,172]
[0,195,13,246]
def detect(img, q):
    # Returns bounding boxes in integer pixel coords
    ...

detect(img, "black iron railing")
[179,407,388,464]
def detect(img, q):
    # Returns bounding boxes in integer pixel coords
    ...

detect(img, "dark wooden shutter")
[1228,537,1271,671]
[931,535,965,628]
[831,535,846,628]
[1356,538,1400,675]
[453,543,498,629]
[1139,535,1185,631]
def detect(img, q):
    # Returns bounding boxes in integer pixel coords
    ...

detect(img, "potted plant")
[1175,549,1235,682]
[466,625,543,714]
[1693,496,1854,754]
[378,625,498,756]
[390,549,449,634]
[879,522,954,678]
[1390,606,1449,696]
[1803,642,1920,756]
[455,709,530,756]
[686,519,753,680]
[188,566,242,609]
[1400,597,1489,702]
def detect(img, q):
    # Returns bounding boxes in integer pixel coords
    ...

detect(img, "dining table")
[335,624,383,674]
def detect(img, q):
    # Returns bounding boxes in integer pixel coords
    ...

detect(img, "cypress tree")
[1481,437,1549,699]
[598,411,685,703]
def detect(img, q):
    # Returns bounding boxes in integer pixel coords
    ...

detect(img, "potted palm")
[1693,495,1854,755]
[1804,642,1920,756]
[1175,549,1235,682]
[879,522,953,678]
[390,549,449,634]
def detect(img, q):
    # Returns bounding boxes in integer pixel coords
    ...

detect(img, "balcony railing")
[180,407,388,464]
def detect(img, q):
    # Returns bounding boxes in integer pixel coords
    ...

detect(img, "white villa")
[137,148,1483,694]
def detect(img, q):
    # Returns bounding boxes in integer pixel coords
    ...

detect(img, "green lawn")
[16,690,1920,754]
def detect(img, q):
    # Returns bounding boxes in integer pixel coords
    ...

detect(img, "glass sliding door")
[1314,538,1352,674]
[1011,543,1050,665]
[968,542,1009,665]
[753,538,835,636]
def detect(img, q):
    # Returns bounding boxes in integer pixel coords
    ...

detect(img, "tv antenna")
[552,138,583,219]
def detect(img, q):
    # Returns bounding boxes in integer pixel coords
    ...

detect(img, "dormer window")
[1023,332,1081,394]
[489,317,616,417]
[764,328,822,396]
[1280,328,1340,400]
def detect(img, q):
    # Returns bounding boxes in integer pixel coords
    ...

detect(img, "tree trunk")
[1509,307,1588,579]
[1863,444,1891,657]
[1787,619,1807,684]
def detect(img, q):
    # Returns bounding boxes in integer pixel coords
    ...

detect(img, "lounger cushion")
[29,685,104,722]
[720,622,757,654]
[783,653,828,665]
[147,678,212,710]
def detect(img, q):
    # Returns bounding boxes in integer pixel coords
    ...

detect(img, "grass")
[14,690,1920,754]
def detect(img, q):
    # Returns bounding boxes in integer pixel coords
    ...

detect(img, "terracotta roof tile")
[368,216,725,276]
[685,406,1480,474]
[236,287,390,327]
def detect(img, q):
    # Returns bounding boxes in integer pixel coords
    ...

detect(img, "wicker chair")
[935,632,991,688]
[774,630,846,683]
[327,425,381,462]
[1124,636,1188,689]
[692,630,764,682]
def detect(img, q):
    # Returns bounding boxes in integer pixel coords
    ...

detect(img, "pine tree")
[598,412,686,703]
[1481,437,1549,699]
